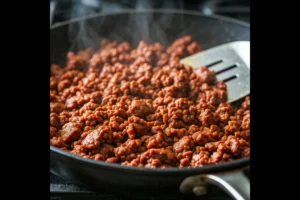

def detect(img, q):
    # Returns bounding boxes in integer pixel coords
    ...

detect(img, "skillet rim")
[51,145,249,175]
[50,8,250,29]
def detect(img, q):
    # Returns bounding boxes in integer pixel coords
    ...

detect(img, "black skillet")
[50,9,250,200]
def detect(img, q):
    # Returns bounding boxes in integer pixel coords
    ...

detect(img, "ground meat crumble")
[50,36,250,168]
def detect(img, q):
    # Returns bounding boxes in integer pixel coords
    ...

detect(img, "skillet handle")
[179,167,250,200]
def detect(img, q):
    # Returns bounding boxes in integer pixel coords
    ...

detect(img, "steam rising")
[67,0,184,52]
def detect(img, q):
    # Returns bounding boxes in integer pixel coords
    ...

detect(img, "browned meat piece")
[61,122,82,143]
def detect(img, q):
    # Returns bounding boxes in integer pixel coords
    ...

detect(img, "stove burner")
[50,173,235,200]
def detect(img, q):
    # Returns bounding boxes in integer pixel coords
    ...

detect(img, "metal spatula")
[180,41,250,103]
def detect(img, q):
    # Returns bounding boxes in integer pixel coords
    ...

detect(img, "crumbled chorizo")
[50,36,250,168]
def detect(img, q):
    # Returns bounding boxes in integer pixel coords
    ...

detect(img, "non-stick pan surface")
[50,9,250,198]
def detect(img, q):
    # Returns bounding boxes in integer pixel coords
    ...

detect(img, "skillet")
[50,9,250,200]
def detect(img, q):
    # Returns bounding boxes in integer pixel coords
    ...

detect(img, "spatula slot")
[216,64,238,75]
[223,75,237,82]
[206,60,223,68]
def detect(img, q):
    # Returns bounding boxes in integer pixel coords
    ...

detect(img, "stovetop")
[50,173,234,200]
[50,0,249,199]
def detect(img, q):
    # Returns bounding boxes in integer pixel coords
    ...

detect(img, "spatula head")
[180,41,250,103]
